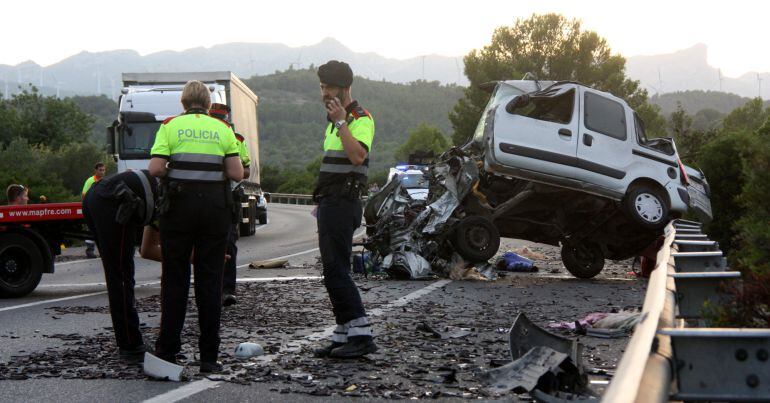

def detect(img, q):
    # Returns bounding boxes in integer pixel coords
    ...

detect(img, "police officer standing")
[147,80,243,373]
[313,61,377,358]
[209,103,252,307]
[82,169,158,359]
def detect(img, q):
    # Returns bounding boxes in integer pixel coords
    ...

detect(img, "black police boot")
[222,293,237,307]
[314,341,345,358]
[329,336,377,358]
[200,361,223,374]
[119,343,148,359]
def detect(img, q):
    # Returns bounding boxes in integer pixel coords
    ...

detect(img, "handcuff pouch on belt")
[230,183,244,224]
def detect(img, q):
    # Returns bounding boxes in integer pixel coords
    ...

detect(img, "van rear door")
[492,85,579,179]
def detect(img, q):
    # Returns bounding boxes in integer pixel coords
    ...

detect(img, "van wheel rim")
[634,193,663,223]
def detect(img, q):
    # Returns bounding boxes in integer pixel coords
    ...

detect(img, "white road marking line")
[236,247,319,269]
[235,229,365,269]
[141,278,453,403]
[55,258,97,266]
[0,291,107,313]
[142,379,220,403]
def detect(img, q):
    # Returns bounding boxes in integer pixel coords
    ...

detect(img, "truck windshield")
[119,122,161,159]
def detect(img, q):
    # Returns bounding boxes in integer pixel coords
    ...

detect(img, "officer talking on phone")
[312,60,377,358]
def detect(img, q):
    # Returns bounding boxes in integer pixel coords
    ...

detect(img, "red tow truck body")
[0,202,87,297]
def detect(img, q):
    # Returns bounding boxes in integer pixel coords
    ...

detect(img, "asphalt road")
[0,204,647,402]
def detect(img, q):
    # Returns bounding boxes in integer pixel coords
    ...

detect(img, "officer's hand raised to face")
[326,97,346,122]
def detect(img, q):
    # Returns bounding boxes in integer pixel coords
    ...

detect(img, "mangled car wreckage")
[364,80,712,279]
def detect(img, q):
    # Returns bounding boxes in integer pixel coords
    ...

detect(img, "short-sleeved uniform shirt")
[150,109,240,182]
[316,101,375,192]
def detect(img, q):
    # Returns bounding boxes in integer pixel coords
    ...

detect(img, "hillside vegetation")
[243,68,463,171]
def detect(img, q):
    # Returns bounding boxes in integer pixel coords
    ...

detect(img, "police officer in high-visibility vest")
[208,103,251,307]
[313,60,377,358]
[82,169,158,359]
[82,162,107,258]
[147,80,243,373]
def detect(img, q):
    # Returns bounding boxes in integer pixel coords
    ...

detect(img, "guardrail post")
[660,328,770,401]
[671,251,727,272]
[671,272,742,319]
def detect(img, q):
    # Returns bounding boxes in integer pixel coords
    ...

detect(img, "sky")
[2,0,768,77]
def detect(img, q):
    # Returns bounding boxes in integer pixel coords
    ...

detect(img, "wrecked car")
[365,80,712,279]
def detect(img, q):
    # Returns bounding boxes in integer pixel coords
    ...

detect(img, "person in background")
[82,162,107,259]
[6,184,29,205]
[208,103,252,307]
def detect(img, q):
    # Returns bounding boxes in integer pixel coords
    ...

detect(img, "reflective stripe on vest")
[167,153,225,182]
[319,149,369,175]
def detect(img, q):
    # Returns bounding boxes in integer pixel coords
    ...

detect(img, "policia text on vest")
[147,80,243,374]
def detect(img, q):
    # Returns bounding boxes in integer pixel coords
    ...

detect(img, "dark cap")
[318,60,353,87]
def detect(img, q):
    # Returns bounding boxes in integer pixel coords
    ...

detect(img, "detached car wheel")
[0,233,44,298]
[624,185,669,229]
[452,216,501,262]
[561,242,604,279]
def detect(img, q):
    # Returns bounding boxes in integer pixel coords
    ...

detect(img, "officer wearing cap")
[313,60,377,358]
[209,103,251,307]
[82,169,158,359]
[147,80,243,374]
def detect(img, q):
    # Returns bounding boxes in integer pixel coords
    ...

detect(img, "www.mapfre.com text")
[5,208,73,218]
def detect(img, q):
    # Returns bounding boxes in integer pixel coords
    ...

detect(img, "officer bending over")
[148,80,243,373]
[82,169,158,359]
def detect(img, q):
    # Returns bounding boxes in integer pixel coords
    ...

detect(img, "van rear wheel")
[624,184,669,230]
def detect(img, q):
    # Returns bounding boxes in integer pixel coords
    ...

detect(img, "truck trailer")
[106,72,265,235]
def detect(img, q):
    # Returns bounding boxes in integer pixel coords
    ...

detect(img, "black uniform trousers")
[154,184,230,363]
[82,187,143,350]
[223,224,238,295]
[317,195,367,324]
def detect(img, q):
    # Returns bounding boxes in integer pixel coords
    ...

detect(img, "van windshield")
[471,83,527,143]
[119,122,161,160]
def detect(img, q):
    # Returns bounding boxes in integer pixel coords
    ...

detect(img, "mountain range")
[1,38,768,100]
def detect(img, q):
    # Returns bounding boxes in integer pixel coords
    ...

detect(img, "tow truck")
[0,202,87,297]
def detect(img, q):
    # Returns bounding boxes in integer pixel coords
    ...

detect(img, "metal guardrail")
[267,193,314,205]
[603,219,770,402]
[267,193,369,205]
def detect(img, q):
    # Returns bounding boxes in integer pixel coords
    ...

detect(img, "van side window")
[512,89,574,125]
[584,92,627,140]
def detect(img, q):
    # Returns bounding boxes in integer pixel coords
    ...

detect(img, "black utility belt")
[315,182,365,201]
[174,181,227,192]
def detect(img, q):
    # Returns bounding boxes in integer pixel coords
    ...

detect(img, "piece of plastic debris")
[143,352,184,382]
[235,342,264,359]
